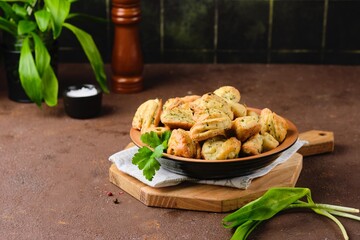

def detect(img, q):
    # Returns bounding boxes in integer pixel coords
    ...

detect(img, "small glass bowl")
[63,84,102,119]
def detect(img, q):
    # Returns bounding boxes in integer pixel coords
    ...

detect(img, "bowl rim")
[63,84,102,98]
[130,107,299,163]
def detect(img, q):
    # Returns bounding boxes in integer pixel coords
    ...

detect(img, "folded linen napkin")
[109,140,307,189]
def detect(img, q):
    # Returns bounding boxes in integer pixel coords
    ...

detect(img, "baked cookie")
[132,98,162,131]
[232,115,261,142]
[247,109,259,117]
[160,96,199,130]
[141,126,170,135]
[272,113,288,143]
[241,133,263,155]
[262,132,279,151]
[190,114,232,142]
[260,108,288,143]
[167,129,201,159]
[213,86,241,103]
[201,136,241,160]
[191,93,234,121]
[230,102,247,118]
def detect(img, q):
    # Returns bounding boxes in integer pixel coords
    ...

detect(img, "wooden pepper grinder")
[111,0,143,93]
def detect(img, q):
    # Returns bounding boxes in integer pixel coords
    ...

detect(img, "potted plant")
[0,0,109,106]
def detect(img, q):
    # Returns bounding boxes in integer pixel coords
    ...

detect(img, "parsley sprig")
[132,131,171,181]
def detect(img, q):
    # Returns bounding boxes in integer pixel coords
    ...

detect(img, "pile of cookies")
[132,86,288,160]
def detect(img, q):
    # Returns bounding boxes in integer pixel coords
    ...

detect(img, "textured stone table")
[0,64,359,239]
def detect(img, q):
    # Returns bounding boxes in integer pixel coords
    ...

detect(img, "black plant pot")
[2,32,58,103]
[3,50,32,102]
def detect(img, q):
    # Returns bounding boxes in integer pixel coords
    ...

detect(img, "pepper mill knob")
[111,0,144,93]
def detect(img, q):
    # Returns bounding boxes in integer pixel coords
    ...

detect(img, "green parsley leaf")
[132,130,171,181]
[140,131,162,148]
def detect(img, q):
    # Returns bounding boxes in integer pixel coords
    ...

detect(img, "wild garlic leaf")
[223,187,309,228]
[223,187,360,240]
[230,220,262,240]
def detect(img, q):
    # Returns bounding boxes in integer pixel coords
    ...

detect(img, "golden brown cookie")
[132,98,162,130]
[232,115,261,142]
[213,86,241,103]
[160,96,199,130]
[259,108,288,143]
[230,102,247,118]
[141,126,170,135]
[272,113,288,143]
[191,92,234,121]
[261,132,279,151]
[241,133,263,155]
[167,129,201,159]
[201,136,241,160]
[190,115,232,142]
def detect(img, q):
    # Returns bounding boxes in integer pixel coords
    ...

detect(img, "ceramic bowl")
[130,108,299,179]
[63,84,102,119]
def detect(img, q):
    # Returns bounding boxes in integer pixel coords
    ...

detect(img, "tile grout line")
[106,0,111,61]
[321,0,329,63]
[160,0,165,57]
[267,0,274,63]
[214,0,218,64]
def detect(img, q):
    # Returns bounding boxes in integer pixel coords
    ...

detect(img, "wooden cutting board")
[109,130,334,212]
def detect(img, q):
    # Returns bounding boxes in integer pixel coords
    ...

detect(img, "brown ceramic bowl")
[130,108,298,179]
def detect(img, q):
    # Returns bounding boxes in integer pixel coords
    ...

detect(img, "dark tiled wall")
[60,0,360,65]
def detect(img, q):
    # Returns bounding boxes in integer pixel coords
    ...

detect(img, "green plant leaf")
[3,0,36,4]
[132,146,162,181]
[223,187,360,240]
[0,17,17,36]
[141,131,163,148]
[66,13,108,23]
[132,131,171,181]
[44,0,70,39]
[41,65,58,106]
[223,188,310,228]
[140,130,171,149]
[30,32,58,106]
[18,20,37,35]
[63,22,109,93]
[31,32,50,76]
[34,9,51,32]
[230,220,262,240]
[19,36,43,106]
[12,3,28,18]
[0,2,20,22]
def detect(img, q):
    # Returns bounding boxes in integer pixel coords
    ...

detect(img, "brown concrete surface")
[0,64,359,240]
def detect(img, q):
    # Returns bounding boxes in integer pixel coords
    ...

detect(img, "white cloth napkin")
[109,140,307,189]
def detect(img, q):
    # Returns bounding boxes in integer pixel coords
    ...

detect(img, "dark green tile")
[270,51,322,64]
[326,0,360,50]
[217,51,267,63]
[140,1,161,54]
[164,0,215,50]
[218,0,269,50]
[59,0,109,62]
[163,50,214,63]
[323,52,360,65]
[143,50,163,63]
[272,0,324,49]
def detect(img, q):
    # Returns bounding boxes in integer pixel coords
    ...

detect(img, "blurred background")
[5,0,360,65]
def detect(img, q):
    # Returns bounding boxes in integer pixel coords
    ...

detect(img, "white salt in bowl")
[63,84,102,119]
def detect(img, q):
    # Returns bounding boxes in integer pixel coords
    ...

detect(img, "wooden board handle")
[297,130,334,157]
